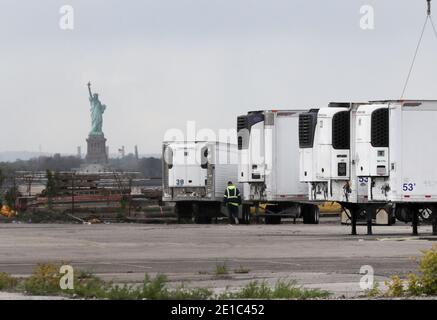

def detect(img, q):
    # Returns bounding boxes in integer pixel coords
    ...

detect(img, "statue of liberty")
[87,82,106,135]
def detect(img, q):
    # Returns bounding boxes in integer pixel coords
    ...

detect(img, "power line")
[400,0,437,99]
[429,15,437,38]
[400,15,429,99]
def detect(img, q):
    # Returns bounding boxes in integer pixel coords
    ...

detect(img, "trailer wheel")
[395,206,412,223]
[302,205,319,224]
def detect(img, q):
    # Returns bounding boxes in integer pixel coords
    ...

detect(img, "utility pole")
[12,175,17,210]
[128,177,132,217]
[71,172,75,216]
[427,0,431,16]
[25,172,35,196]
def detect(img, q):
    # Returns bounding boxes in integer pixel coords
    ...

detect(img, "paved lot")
[0,218,435,298]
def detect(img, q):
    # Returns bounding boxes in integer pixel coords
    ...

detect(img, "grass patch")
[20,266,210,300]
[167,284,213,300]
[72,271,110,298]
[0,272,18,291]
[219,280,330,299]
[215,261,229,275]
[0,263,330,300]
[234,265,250,274]
[23,264,108,298]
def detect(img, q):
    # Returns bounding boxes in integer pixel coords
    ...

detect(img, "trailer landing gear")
[343,204,381,236]
[432,206,437,236]
[397,205,436,236]
[394,204,437,236]
[412,208,419,236]
[351,207,357,235]
[366,206,376,236]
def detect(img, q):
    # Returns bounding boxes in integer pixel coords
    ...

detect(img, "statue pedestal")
[86,134,108,164]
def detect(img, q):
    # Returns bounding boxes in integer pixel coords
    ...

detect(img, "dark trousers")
[227,205,239,224]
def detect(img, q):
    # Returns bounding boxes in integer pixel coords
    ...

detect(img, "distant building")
[135,145,139,160]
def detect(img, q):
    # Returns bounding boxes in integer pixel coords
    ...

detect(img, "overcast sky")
[1,0,437,155]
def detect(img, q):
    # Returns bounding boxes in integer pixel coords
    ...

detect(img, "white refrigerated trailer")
[237,110,319,224]
[299,103,358,202]
[299,102,392,235]
[299,100,437,235]
[354,100,437,235]
[162,141,240,223]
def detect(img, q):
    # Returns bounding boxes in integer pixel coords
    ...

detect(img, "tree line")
[0,154,162,178]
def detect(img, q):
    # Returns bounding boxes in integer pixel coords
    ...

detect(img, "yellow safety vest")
[225,185,240,206]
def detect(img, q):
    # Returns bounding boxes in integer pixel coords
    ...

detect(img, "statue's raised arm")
[87,81,93,99]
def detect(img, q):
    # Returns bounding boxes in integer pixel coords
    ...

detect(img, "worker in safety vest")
[224,181,241,224]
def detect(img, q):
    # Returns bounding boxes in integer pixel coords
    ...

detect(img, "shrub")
[417,245,437,295]
[385,275,404,297]
[382,245,437,297]
[24,263,62,295]
[406,273,421,296]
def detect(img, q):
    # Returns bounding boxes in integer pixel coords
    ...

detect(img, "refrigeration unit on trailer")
[299,103,355,202]
[298,102,393,235]
[355,100,437,235]
[237,109,319,224]
[162,141,240,223]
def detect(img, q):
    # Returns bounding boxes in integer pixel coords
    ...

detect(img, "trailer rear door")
[275,113,306,195]
[168,143,208,187]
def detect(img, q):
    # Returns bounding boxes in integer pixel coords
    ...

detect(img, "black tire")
[302,205,319,224]
[241,204,251,224]
[395,206,412,223]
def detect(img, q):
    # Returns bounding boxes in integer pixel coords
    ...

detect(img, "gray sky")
[1,0,437,155]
